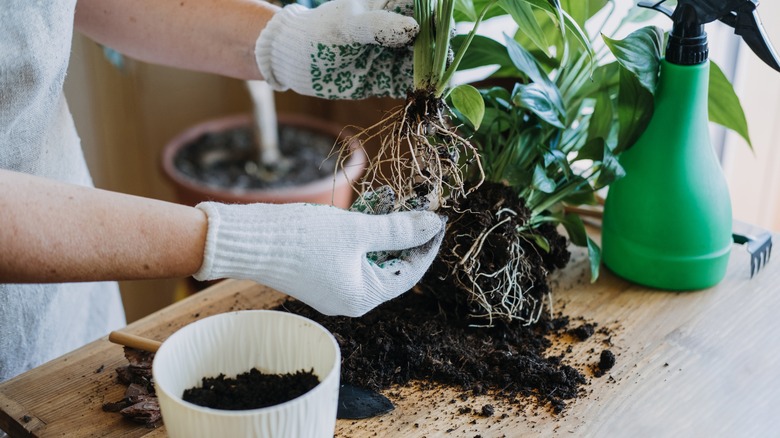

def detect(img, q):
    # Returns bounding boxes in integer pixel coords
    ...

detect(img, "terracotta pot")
[161,113,365,208]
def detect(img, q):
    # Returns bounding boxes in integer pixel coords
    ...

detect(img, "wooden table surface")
[1,242,779,437]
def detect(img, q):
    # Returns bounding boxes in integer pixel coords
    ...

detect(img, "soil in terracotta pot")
[174,125,337,190]
[182,368,320,410]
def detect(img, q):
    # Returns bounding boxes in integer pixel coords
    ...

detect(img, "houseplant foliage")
[337,0,751,327]
[429,0,752,326]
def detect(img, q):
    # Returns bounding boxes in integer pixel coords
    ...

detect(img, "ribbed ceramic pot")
[153,310,340,438]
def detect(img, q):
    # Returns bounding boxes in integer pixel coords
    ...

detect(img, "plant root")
[420,182,571,327]
[336,89,483,213]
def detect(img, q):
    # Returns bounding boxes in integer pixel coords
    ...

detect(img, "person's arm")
[73,0,278,80]
[0,169,207,282]
[74,0,419,99]
[0,169,446,317]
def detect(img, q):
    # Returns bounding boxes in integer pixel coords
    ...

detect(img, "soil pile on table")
[278,291,611,414]
[174,125,337,190]
[183,368,320,410]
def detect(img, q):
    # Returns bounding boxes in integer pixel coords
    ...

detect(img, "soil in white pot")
[182,368,320,410]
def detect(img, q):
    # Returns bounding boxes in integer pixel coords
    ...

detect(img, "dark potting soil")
[277,291,613,415]
[182,368,320,410]
[174,125,337,190]
[422,182,571,325]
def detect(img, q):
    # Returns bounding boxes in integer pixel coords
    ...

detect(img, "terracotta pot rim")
[161,113,365,204]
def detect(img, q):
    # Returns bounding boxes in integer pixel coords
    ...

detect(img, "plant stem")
[436,0,498,97]
[431,0,455,88]
[413,0,434,90]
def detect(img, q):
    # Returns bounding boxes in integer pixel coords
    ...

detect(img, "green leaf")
[532,163,556,193]
[615,66,654,154]
[453,35,514,71]
[562,189,597,206]
[499,0,550,55]
[532,233,551,252]
[587,92,614,143]
[594,148,626,189]
[514,0,595,63]
[561,212,588,246]
[454,0,504,22]
[586,236,601,282]
[512,82,565,128]
[560,0,609,28]
[562,212,601,281]
[709,60,752,148]
[576,137,606,161]
[504,33,549,85]
[504,35,566,117]
[450,84,486,130]
[454,0,478,21]
[603,26,664,93]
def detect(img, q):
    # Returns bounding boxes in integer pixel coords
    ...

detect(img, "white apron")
[0,0,127,383]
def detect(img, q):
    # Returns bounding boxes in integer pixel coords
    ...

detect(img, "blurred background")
[62,1,780,322]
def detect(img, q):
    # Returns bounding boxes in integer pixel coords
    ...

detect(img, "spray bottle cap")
[639,0,780,71]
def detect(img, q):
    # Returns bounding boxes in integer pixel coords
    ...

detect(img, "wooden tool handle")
[108,331,162,353]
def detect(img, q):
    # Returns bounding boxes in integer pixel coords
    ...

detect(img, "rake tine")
[750,254,757,278]
[732,220,773,279]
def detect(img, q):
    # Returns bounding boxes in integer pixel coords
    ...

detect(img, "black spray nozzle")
[719,1,780,72]
[638,0,780,71]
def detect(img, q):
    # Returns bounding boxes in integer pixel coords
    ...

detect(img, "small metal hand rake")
[732,220,773,278]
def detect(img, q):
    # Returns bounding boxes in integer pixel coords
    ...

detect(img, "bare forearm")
[0,169,207,283]
[74,0,279,80]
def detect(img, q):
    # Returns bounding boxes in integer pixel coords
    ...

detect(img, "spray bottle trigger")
[719,4,780,72]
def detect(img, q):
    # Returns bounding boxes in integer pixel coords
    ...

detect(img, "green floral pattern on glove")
[255,0,418,100]
[310,43,413,99]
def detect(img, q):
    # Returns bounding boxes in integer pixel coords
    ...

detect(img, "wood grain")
[1,241,778,437]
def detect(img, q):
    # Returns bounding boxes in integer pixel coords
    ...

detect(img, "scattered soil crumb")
[592,350,616,377]
[569,323,596,341]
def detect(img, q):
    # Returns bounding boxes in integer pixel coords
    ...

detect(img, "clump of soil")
[174,125,337,190]
[592,350,616,377]
[421,182,571,326]
[102,348,161,428]
[277,290,609,415]
[569,323,597,341]
[182,368,320,410]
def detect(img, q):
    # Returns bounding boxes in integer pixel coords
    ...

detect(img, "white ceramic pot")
[152,310,340,438]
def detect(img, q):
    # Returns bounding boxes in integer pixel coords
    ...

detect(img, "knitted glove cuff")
[193,202,301,282]
[254,4,307,91]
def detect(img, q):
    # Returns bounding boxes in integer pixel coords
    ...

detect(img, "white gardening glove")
[193,202,445,317]
[255,0,417,99]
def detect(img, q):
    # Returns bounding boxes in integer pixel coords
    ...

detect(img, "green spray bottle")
[602,0,780,290]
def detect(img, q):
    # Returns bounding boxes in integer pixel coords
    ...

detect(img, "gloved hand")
[255,0,417,100]
[193,202,445,317]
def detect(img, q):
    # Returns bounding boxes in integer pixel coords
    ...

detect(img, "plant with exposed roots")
[339,0,747,327]
[338,0,493,213]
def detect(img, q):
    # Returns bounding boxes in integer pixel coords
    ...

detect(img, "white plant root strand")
[452,207,546,327]
[337,96,484,212]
